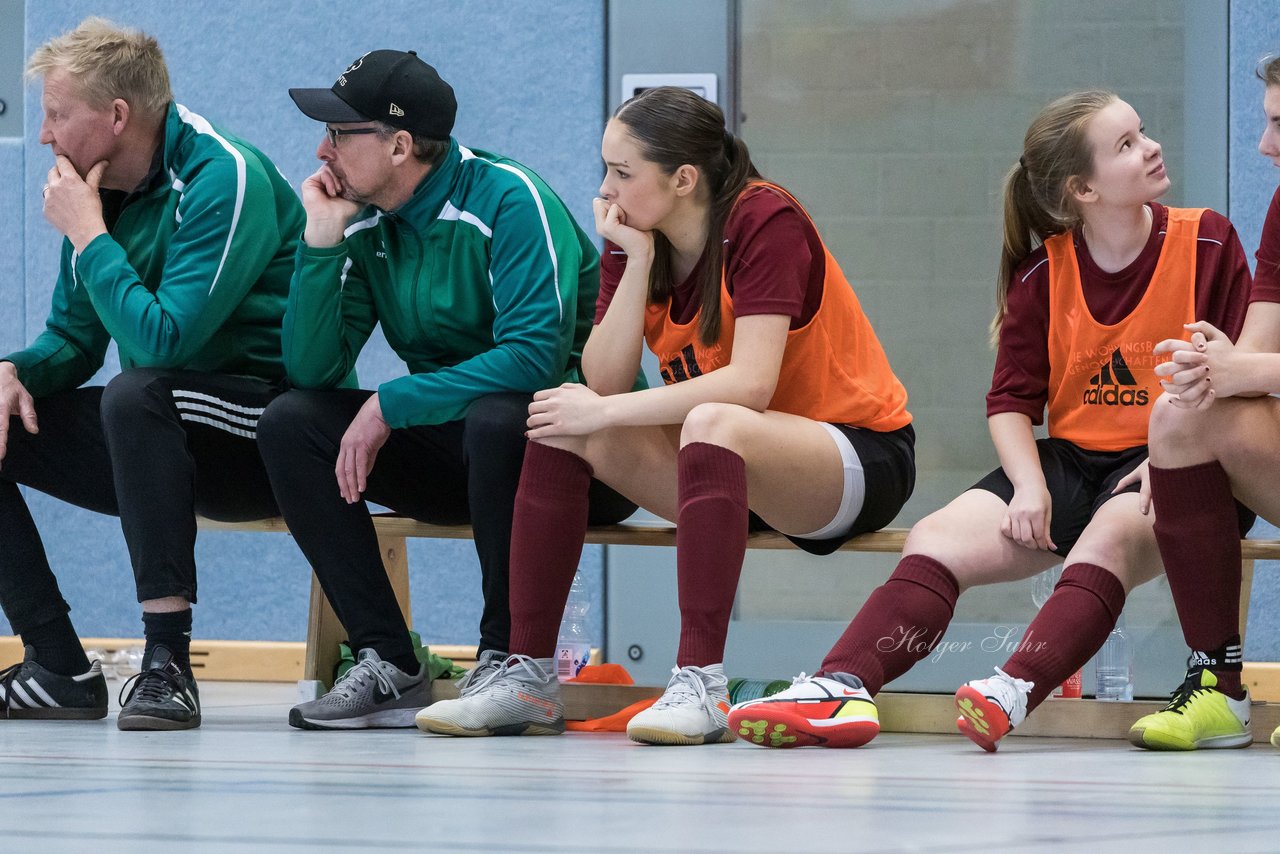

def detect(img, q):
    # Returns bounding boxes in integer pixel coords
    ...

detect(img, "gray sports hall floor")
[2,681,1277,853]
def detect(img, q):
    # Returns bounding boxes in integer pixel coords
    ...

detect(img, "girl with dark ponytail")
[726,90,1252,753]
[417,86,916,746]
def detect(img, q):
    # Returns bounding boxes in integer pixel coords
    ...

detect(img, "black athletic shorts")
[750,422,916,556]
[971,437,1255,556]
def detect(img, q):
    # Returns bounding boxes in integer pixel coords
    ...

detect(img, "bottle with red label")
[1052,669,1083,699]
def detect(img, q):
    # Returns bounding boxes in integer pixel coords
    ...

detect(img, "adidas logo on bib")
[1081,349,1149,407]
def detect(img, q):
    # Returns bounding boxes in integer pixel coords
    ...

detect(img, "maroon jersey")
[1251,185,1280,304]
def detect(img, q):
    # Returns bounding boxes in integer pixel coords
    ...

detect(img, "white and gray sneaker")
[455,649,507,697]
[415,654,564,737]
[955,666,1034,752]
[626,664,735,745]
[289,648,429,730]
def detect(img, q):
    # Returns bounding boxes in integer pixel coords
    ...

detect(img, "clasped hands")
[1154,321,1237,410]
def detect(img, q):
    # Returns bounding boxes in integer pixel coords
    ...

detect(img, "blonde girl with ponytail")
[728,90,1252,753]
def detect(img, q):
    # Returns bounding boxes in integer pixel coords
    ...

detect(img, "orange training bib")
[644,183,910,431]
[1045,208,1202,451]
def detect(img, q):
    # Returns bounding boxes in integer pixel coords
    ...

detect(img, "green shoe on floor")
[1128,668,1251,751]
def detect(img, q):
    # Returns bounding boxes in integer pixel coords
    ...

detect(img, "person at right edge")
[1128,55,1280,752]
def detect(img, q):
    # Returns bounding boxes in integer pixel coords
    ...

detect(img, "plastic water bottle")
[83,646,143,681]
[1094,617,1134,701]
[556,573,593,682]
[1032,565,1081,699]
[1031,564,1063,609]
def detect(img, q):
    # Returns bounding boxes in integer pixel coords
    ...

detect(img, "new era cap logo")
[1082,349,1148,407]
[389,103,404,117]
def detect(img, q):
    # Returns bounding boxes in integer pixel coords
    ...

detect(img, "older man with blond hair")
[0,18,303,730]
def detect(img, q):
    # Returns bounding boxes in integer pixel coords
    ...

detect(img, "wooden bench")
[177,516,1280,741]
[198,514,1278,688]
[199,515,912,686]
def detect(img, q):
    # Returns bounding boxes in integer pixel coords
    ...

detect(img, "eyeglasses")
[325,125,379,147]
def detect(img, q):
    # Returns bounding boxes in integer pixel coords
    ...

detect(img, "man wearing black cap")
[261,50,635,729]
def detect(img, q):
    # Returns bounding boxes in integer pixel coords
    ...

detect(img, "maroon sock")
[507,443,593,659]
[675,442,748,667]
[818,555,960,695]
[1149,462,1244,694]
[1003,563,1126,713]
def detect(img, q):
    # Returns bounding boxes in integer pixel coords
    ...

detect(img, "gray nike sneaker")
[416,654,564,737]
[289,648,429,730]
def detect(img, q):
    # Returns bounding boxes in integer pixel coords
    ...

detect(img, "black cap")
[289,50,456,140]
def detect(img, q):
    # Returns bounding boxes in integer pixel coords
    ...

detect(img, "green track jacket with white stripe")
[284,138,601,428]
[5,103,304,397]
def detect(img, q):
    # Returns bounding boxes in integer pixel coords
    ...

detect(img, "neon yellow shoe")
[1128,668,1251,751]
[1272,723,1279,750]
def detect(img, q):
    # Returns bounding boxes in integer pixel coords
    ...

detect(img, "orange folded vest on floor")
[565,697,660,733]
[563,663,658,732]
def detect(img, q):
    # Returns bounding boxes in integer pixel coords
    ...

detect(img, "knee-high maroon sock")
[675,442,749,667]
[818,555,960,695]
[1149,461,1243,696]
[1002,563,1125,713]
[507,443,592,659]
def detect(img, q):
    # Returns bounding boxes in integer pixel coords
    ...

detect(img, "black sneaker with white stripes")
[0,645,108,720]
[117,645,201,731]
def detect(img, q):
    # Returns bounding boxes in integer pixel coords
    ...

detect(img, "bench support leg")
[302,534,414,686]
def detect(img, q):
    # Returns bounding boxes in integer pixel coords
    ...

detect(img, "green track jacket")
[5,103,303,396]
[284,139,600,428]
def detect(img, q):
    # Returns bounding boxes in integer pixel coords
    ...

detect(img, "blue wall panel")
[0,140,22,355]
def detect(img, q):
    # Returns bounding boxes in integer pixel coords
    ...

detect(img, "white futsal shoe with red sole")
[729,673,879,748]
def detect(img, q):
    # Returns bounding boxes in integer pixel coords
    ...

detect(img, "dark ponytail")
[614,86,761,345]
